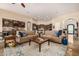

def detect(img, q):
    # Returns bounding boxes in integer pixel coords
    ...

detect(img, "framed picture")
[18,21,25,28]
[13,20,19,27]
[2,18,13,27]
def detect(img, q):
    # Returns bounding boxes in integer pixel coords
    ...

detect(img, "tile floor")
[4,42,67,56]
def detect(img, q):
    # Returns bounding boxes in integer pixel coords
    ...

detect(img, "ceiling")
[0,3,79,21]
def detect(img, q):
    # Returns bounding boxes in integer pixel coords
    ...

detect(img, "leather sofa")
[16,31,37,44]
[42,35,61,44]
[41,31,64,44]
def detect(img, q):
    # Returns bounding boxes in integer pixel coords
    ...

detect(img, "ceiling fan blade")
[21,3,25,8]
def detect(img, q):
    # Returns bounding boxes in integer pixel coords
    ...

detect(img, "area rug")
[4,42,67,56]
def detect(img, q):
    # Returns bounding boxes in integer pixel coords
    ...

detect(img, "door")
[67,24,74,44]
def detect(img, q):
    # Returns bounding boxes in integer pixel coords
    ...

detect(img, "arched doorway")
[64,18,77,29]
[64,18,78,44]
[67,24,75,44]
[64,18,79,56]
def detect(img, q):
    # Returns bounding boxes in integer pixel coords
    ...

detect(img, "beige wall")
[36,12,79,31]
[0,8,79,32]
[35,20,52,25]
[52,12,79,30]
[0,9,35,32]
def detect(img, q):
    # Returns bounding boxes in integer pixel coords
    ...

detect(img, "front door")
[67,24,74,44]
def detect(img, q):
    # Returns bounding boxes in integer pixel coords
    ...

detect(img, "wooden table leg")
[4,40,6,48]
[48,40,50,46]
[39,44,41,52]
[29,39,31,46]
[4,38,7,48]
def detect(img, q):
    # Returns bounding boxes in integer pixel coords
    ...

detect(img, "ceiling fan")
[12,3,26,8]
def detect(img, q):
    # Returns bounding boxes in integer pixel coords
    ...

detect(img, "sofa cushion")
[42,35,61,43]
[27,31,34,35]
[19,32,28,37]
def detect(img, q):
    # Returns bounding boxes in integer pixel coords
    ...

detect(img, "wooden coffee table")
[29,37,50,52]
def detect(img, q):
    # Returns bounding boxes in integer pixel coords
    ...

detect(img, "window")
[67,24,74,34]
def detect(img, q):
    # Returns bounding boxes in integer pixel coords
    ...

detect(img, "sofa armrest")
[42,35,61,44]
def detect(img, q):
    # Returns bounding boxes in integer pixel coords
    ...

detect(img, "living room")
[0,3,79,56]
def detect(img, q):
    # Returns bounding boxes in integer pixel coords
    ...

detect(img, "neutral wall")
[52,12,79,30]
[0,9,35,32]
[0,8,79,32]
[36,20,52,25]
[36,12,79,31]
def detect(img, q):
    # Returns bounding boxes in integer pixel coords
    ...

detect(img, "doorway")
[67,24,74,44]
